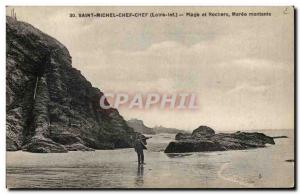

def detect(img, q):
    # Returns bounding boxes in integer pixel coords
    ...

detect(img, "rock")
[51,132,83,145]
[65,143,95,151]
[165,140,225,153]
[165,126,275,153]
[192,125,215,137]
[22,136,67,153]
[285,159,294,162]
[6,16,135,153]
[273,136,288,139]
[175,133,192,140]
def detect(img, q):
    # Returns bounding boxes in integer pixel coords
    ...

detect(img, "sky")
[6,6,294,131]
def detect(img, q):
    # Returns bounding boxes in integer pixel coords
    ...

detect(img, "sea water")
[6,129,294,188]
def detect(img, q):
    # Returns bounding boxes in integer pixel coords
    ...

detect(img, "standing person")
[134,135,147,165]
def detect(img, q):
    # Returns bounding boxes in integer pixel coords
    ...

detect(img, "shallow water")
[6,129,294,188]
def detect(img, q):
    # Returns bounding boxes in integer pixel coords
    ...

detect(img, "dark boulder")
[192,125,215,137]
[165,127,275,153]
[165,140,225,153]
[175,133,192,140]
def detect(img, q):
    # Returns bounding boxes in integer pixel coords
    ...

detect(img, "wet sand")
[6,129,294,188]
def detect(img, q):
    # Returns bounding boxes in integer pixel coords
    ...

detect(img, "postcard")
[6,6,295,189]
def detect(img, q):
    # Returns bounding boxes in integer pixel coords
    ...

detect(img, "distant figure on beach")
[134,135,147,165]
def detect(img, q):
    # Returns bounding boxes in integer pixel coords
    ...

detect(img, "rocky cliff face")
[127,119,156,135]
[165,126,275,153]
[153,126,184,134]
[6,16,135,153]
[127,118,185,135]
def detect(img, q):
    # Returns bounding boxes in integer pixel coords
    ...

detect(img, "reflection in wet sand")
[135,165,144,187]
[166,153,193,158]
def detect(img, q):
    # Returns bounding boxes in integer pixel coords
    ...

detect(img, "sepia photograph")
[5,6,295,189]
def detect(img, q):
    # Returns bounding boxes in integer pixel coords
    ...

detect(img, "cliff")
[153,126,185,134]
[6,17,135,153]
[127,119,156,135]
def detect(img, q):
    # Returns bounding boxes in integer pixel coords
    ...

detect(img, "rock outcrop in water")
[165,125,275,153]
[6,16,136,153]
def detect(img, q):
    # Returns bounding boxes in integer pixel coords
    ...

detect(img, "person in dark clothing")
[134,136,147,165]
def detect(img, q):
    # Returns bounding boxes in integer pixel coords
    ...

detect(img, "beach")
[6,129,294,188]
